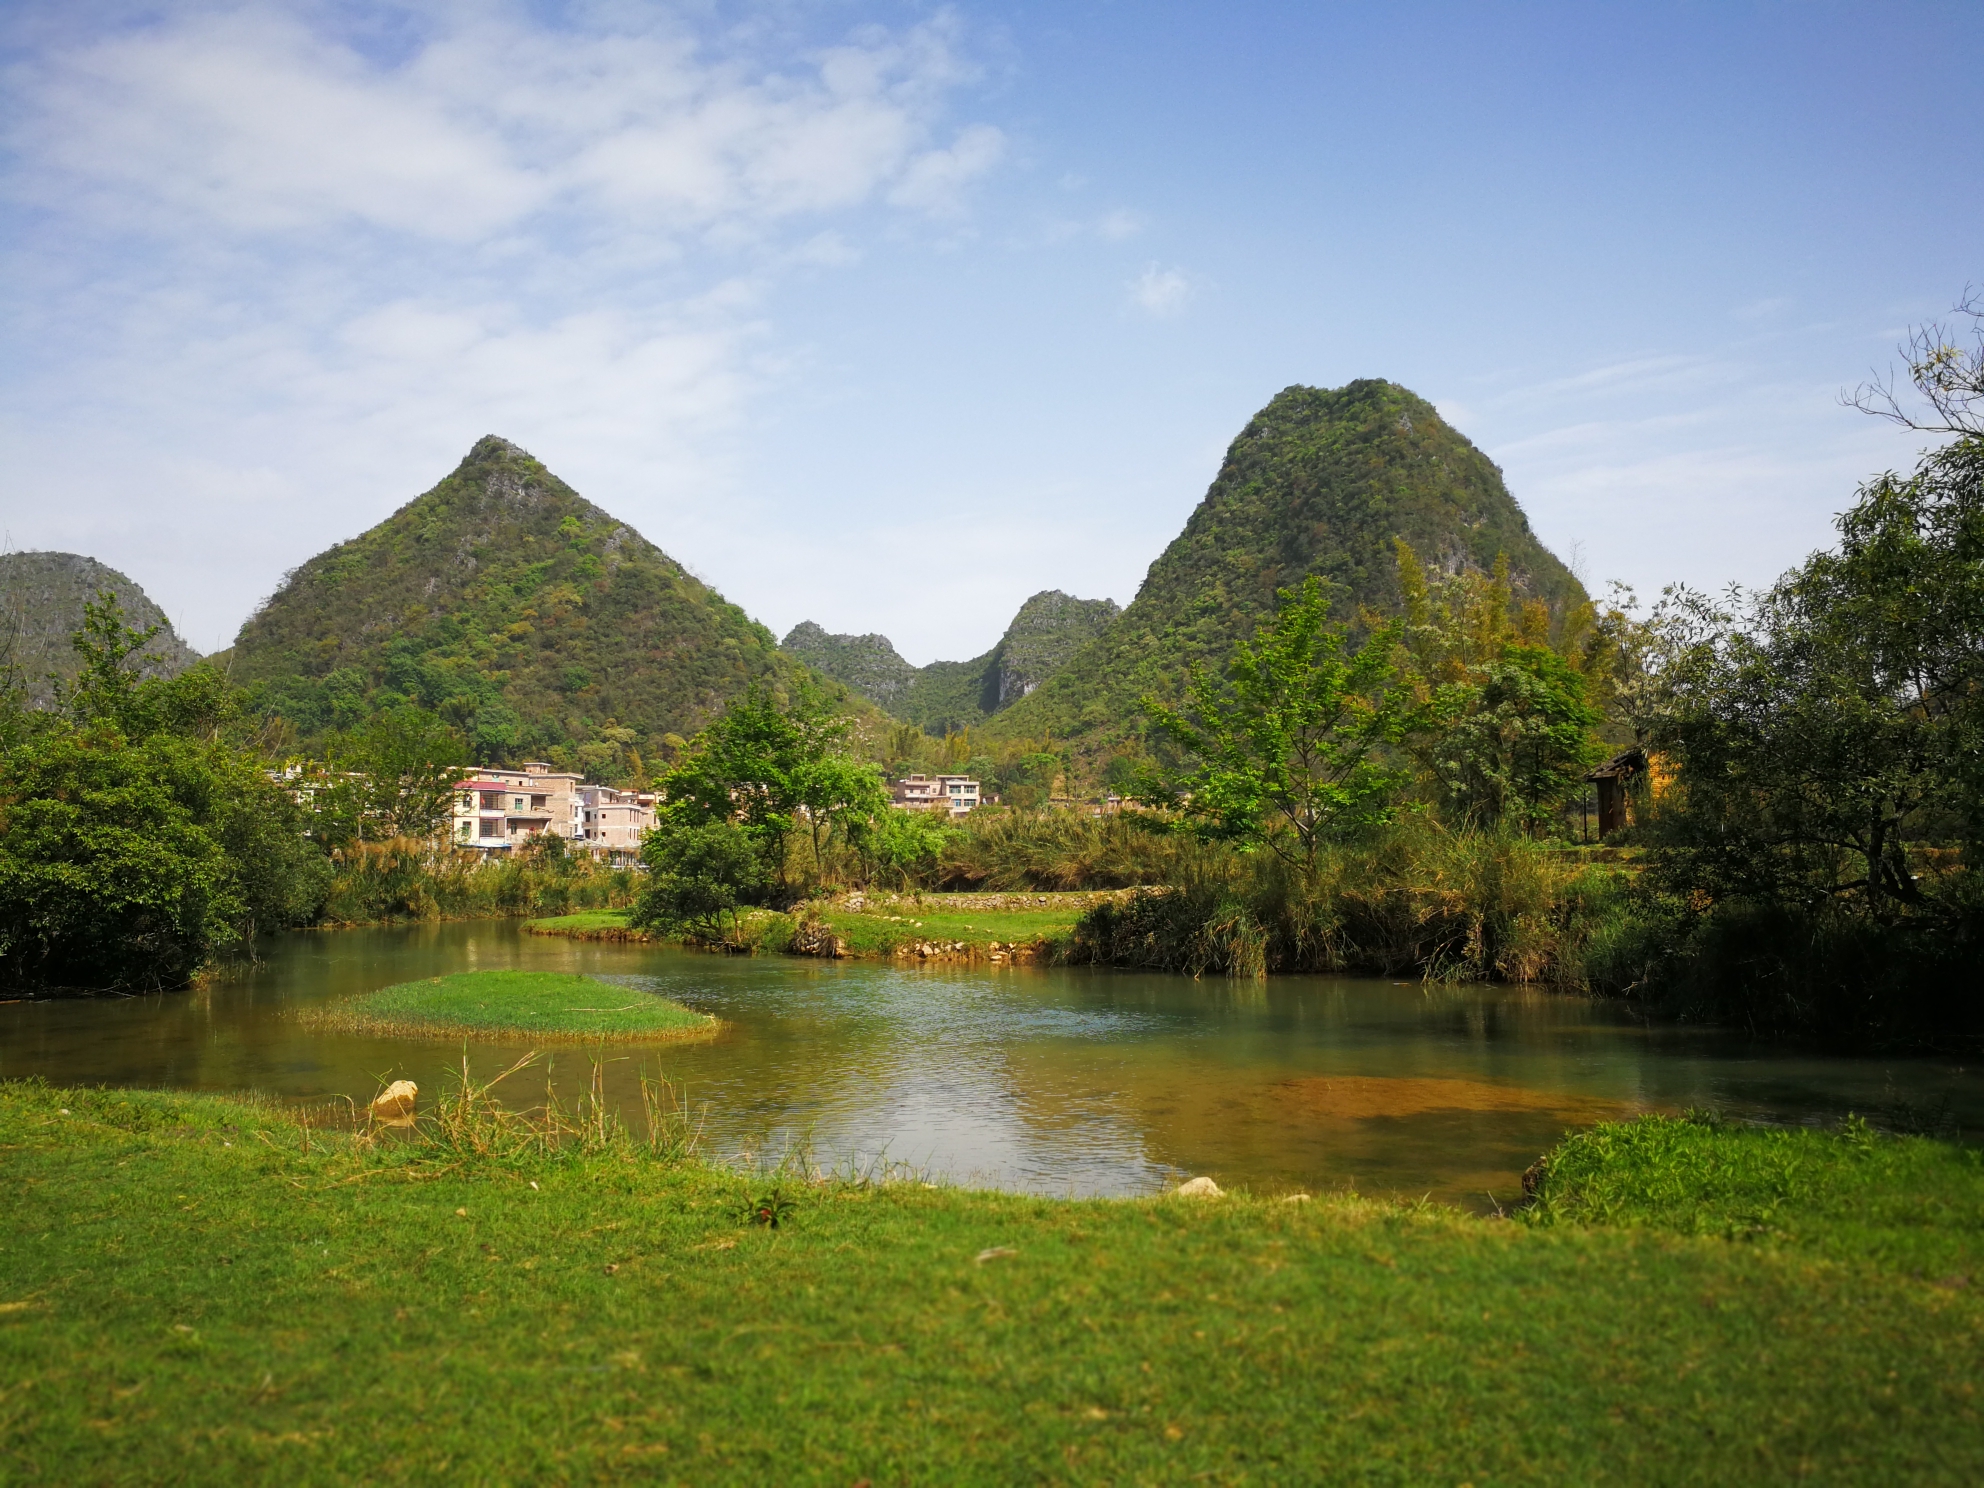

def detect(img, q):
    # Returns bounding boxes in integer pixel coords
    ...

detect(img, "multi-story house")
[576,784,657,864]
[890,773,981,817]
[452,762,586,853]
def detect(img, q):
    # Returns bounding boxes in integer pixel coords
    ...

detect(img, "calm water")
[3,921,1977,1209]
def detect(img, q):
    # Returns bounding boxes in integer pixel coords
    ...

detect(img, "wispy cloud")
[1130,263,1189,316]
[0,3,1005,649]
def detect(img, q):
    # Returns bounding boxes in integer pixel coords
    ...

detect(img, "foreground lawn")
[4,1081,1978,1483]
[302,970,719,1043]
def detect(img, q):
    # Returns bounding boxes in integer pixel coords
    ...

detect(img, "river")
[3,920,1976,1209]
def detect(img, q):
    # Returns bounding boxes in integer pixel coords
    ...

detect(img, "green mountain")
[781,590,1120,735]
[0,551,200,708]
[229,436,794,773]
[984,380,1586,753]
[779,623,918,711]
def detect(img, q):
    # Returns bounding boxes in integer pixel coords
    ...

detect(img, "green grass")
[521,910,650,941]
[526,901,1082,959]
[304,970,717,1043]
[0,1081,1979,1483]
[806,903,1080,956]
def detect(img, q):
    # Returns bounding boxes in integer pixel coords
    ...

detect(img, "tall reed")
[319,838,639,925]
[1066,815,1631,984]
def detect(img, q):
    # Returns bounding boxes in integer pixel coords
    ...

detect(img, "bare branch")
[1844,286,1984,437]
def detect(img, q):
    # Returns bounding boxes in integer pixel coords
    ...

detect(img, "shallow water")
[3,921,1977,1208]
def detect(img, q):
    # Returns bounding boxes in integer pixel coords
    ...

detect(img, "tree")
[0,596,332,991]
[652,680,883,895]
[1642,434,1984,917]
[630,819,768,937]
[307,706,467,846]
[1141,577,1421,865]
[1427,644,1603,834]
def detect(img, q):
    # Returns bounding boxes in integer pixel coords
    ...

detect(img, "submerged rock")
[370,1080,418,1121]
[1174,1176,1223,1198]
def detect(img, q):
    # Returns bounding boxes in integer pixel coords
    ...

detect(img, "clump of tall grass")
[319,838,638,925]
[930,810,1182,892]
[1066,814,1632,983]
[405,1051,706,1163]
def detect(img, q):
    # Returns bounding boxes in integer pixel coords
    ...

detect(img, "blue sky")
[3,2,1979,662]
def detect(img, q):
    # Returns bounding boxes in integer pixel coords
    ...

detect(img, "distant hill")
[780,623,918,711]
[0,551,199,707]
[781,589,1120,735]
[984,380,1586,754]
[228,436,801,774]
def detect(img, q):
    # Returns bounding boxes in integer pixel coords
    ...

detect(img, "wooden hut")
[1584,748,1648,838]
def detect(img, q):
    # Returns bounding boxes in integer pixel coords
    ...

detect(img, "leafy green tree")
[653,680,883,894]
[305,706,467,846]
[860,807,957,890]
[630,820,768,937]
[1642,434,1984,916]
[1427,644,1603,834]
[0,596,330,990]
[1141,577,1421,865]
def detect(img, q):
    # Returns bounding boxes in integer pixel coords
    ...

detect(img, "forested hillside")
[986,380,1585,754]
[0,552,199,707]
[782,590,1119,734]
[228,437,796,775]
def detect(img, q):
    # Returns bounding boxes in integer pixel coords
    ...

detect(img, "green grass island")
[305,970,720,1044]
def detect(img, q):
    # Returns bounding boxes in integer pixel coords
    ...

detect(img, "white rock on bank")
[370,1080,418,1121]
[1174,1176,1223,1198]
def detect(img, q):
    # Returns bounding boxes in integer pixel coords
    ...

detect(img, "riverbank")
[1,1080,1977,1481]
[525,891,1109,963]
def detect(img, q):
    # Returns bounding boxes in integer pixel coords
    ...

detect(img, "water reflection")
[1,921,1976,1209]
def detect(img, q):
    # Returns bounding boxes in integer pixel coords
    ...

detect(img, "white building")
[576,783,657,864]
[451,761,586,853]
[890,773,981,817]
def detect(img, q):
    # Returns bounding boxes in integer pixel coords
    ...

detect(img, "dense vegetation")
[782,588,1119,734]
[228,436,804,778]
[0,599,328,991]
[308,970,715,1042]
[3,1080,1976,1481]
[985,380,1589,761]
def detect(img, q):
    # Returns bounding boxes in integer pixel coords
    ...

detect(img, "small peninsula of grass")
[309,970,717,1043]
[527,895,1087,961]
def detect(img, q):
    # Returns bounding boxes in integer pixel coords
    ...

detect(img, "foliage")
[7,1079,1982,1481]
[0,597,330,991]
[1424,643,1603,832]
[652,680,887,897]
[295,705,468,846]
[630,819,769,937]
[230,436,803,776]
[984,380,1588,760]
[1069,816,1627,982]
[1142,577,1422,864]
[319,836,635,925]
[858,805,958,890]
[1600,431,1984,1038]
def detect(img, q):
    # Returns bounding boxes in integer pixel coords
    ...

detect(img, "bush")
[1067,815,1631,983]
[0,729,329,991]
[630,820,769,937]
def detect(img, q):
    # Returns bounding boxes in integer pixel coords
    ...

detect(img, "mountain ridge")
[229,435,802,776]
[781,589,1120,734]
[0,551,200,707]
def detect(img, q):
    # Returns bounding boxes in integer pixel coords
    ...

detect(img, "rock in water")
[370,1080,418,1121]
[1174,1176,1223,1198]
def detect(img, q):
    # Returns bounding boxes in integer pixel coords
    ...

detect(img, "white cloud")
[1130,263,1189,316]
[0,3,1006,649]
